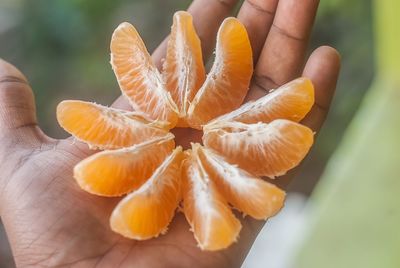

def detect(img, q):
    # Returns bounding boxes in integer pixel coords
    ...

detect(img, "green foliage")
[296,0,400,266]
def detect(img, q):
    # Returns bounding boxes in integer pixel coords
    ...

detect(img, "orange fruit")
[193,144,286,220]
[182,148,241,251]
[164,11,205,126]
[110,147,183,239]
[57,11,317,251]
[111,22,179,126]
[57,100,169,149]
[187,17,253,129]
[74,134,175,197]
[123,111,172,131]
[203,120,314,178]
[208,77,315,126]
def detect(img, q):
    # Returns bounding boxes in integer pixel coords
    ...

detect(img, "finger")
[251,0,320,98]
[151,0,239,68]
[236,47,341,241]
[237,0,279,63]
[301,46,341,131]
[0,59,38,136]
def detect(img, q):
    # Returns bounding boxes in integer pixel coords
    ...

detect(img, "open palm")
[0,0,340,267]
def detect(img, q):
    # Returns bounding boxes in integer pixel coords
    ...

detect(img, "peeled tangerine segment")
[111,22,178,126]
[203,120,314,178]
[74,134,175,197]
[187,17,253,129]
[194,144,286,220]
[57,100,169,149]
[182,149,242,251]
[164,11,205,124]
[123,111,172,131]
[208,77,315,126]
[110,147,183,240]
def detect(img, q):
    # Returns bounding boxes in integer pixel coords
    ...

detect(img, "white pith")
[200,146,259,193]
[173,15,193,116]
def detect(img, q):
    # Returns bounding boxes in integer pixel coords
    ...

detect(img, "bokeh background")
[2,0,391,267]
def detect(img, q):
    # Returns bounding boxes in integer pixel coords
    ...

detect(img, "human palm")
[0,0,340,267]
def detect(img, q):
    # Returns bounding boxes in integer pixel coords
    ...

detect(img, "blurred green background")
[0,0,377,267]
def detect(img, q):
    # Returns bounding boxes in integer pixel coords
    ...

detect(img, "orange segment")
[74,134,175,197]
[57,100,168,149]
[194,144,286,220]
[123,111,172,131]
[208,77,315,126]
[164,11,205,124]
[182,149,241,251]
[110,147,183,240]
[187,17,253,129]
[203,120,314,178]
[111,22,178,126]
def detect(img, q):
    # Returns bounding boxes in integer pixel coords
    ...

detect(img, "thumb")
[0,59,39,141]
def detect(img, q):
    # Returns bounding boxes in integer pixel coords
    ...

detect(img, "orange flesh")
[57,100,169,149]
[164,11,205,125]
[110,147,183,239]
[194,145,286,220]
[203,120,314,178]
[55,12,318,251]
[208,77,315,126]
[74,134,175,197]
[111,22,178,126]
[187,18,253,129]
[182,149,242,251]
[123,111,172,131]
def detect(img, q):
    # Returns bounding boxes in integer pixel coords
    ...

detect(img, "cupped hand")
[0,0,340,267]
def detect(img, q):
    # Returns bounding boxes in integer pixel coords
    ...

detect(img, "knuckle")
[245,0,275,15]
[272,23,305,42]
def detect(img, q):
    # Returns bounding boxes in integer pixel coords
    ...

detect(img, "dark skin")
[0,0,340,267]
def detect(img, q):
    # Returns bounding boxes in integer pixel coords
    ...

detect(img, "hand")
[0,0,340,267]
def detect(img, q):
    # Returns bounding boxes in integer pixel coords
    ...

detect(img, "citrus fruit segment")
[74,134,175,197]
[111,22,179,126]
[193,144,286,220]
[208,77,315,126]
[164,11,205,123]
[203,120,314,178]
[187,17,253,129]
[182,149,242,251]
[123,111,172,131]
[57,100,168,149]
[110,147,183,240]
